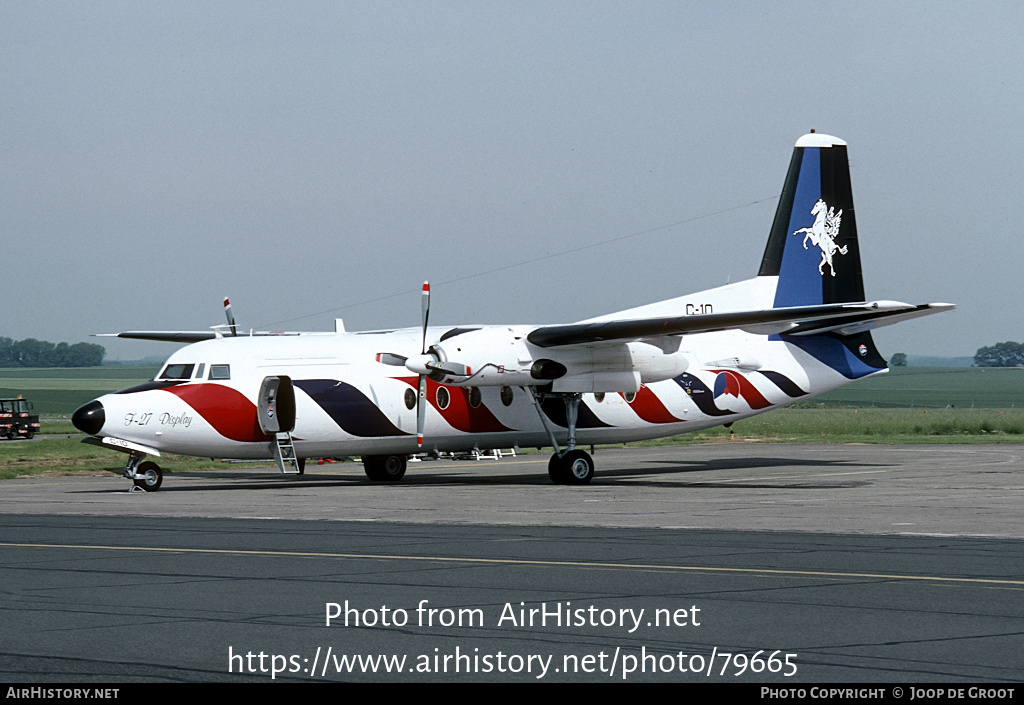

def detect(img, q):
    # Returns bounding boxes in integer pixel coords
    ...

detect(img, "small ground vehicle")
[0,397,40,439]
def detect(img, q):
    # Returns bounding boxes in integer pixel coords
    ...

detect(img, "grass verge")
[630,407,1024,446]
[0,437,226,480]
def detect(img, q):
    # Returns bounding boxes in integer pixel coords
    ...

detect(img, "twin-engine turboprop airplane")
[73,133,951,491]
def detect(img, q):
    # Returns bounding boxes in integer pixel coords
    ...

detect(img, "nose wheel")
[132,461,163,492]
[124,453,163,492]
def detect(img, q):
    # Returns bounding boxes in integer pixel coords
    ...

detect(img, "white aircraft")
[73,132,951,491]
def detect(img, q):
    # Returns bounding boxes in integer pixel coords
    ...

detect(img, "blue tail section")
[759,133,885,378]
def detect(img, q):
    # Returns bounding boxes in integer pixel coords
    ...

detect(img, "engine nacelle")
[429,326,536,386]
[429,326,689,392]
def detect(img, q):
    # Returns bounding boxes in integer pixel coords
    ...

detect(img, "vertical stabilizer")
[759,133,864,307]
[760,133,885,377]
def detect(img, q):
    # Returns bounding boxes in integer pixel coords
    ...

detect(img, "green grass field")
[0,366,158,416]
[1,365,1023,480]
[0,437,226,480]
[811,366,1024,408]
[641,407,1024,446]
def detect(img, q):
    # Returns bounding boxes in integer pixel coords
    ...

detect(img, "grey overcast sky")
[3,1,1020,360]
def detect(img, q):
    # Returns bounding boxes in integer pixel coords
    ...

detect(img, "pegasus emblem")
[794,198,847,277]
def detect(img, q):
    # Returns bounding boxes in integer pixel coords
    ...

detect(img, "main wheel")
[363,454,407,482]
[548,449,594,485]
[133,461,163,492]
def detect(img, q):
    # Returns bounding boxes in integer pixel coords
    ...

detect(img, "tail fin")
[759,133,864,307]
[760,133,886,376]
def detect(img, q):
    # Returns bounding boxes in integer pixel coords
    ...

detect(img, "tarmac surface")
[2,443,1023,683]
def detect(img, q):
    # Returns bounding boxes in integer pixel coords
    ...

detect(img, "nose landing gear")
[124,453,163,492]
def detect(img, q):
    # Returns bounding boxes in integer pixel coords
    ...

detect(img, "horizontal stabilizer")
[527,301,921,348]
[785,302,955,337]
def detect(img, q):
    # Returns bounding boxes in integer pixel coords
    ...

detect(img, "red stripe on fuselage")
[398,377,511,433]
[620,385,686,424]
[160,383,271,443]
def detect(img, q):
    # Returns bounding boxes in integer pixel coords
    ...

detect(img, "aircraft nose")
[72,400,105,435]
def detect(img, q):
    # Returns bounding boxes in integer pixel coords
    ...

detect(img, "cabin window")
[623,391,636,403]
[436,386,450,410]
[500,386,514,406]
[159,364,194,380]
[593,392,605,403]
[468,387,482,408]
[404,388,416,410]
[210,365,230,380]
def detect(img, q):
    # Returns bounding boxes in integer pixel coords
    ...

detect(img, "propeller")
[374,282,475,448]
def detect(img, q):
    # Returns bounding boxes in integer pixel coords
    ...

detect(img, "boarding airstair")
[272,431,301,474]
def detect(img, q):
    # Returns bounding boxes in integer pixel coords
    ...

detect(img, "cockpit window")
[158,364,195,380]
[195,363,205,379]
[210,364,230,380]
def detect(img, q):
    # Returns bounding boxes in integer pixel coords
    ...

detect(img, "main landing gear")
[530,389,595,485]
[363,454,407,482]
[547,448,594,485]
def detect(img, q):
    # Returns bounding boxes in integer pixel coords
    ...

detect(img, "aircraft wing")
[526,301,951,348]
[94,332,217,343]
[94,331,301,343]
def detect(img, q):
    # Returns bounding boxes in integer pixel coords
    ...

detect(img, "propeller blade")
[426,361,472,377]
[420,281,430,354]
[416,374,427,447]
[376,352,408,366]
[223,297,237,337]
[416,282,432,448]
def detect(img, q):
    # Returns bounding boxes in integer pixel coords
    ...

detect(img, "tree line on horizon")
[974,341,1024,368]
[0,337,105,368]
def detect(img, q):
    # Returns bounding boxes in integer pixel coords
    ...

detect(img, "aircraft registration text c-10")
[73,132,952,491]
